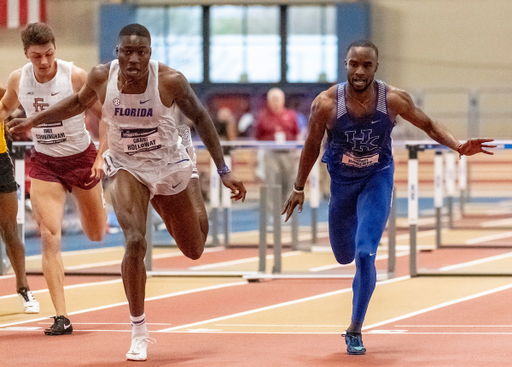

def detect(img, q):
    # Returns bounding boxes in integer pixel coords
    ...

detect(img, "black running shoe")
[44,315,73,335]
[343,331,366,355]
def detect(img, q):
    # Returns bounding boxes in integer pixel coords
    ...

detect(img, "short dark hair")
[347,40,379,59]
[118,23,151,45]
[21,22,55,51]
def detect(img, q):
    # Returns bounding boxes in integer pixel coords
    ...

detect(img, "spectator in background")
[238,99,255,138]
[255,87,299,207]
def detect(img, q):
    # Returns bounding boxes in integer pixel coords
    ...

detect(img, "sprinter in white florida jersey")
[0,22,107,336]
[8,24,247,361]
[101,58,193,197]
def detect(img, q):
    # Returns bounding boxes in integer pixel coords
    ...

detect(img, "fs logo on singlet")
[33,98,50,113]
[345,129,379,152]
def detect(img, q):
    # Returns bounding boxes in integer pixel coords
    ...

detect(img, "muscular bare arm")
[387,85,495,155]
[7,64,108,136]
[91,116,108,180]
[160,66,246,201]
[282,86,336,221]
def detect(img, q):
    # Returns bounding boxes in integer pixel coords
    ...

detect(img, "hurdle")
[406,140,512,277]
[7,140,396,279]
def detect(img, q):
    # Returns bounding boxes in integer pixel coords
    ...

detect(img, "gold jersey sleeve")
[0,122,6,154]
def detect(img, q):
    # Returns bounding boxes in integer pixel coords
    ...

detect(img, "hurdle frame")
[407,140,512,277]
[8,140,397,280]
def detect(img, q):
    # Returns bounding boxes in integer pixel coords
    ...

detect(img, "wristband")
[293,183,304,194]
[217,164,231,176]
[456,143,463,159]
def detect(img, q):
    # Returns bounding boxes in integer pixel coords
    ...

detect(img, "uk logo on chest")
[345,129,379,152]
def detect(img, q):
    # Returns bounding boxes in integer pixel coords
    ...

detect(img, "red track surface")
[3,274,512,366]
[3,222,512,366]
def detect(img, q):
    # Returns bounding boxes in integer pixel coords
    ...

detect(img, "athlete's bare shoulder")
[158,62,187,87]
[157,62,191,107]
[6,68,23,93]
[311,85,337,127]
[87,63,111,92]
[384,82,415,121]
[70,64,89,93]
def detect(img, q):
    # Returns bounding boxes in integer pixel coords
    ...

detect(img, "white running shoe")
[126,335,156,361]
[178,125,199,179]
[18,287,39,314]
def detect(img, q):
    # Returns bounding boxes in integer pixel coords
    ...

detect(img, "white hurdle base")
[243,272,391,282]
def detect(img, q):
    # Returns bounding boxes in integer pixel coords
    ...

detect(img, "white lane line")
[189,251,303,271]
[65,260,123,270]
[4,327,512,335]
[379,230,437,244]
[64,247,224,270]
[0,279,123,300]
[481,218,512,227]
[363,281,512,331]
[310,251,409,272]
[25,246,124,261]
[464,231,512,244]
[0,281,247,328]
[215,324,346,328]
[395,324,512,328]
[157,276,410,333]
[369,331,512,335]
[439,252,512,271]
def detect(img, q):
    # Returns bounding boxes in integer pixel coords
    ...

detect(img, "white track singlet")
[102,60,192,196]
[18,59,90,157]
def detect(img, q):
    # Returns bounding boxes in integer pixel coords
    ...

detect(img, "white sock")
[130,313,148,338]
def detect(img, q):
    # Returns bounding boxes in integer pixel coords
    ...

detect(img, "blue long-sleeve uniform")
[322,80,395,325]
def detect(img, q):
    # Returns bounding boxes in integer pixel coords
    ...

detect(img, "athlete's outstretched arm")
[388,86,495,156]
[165,69,246,202]
[91,117,108,180]
[282,87,335,222]
[6,65,106,137]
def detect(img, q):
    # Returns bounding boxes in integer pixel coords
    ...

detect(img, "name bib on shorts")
[342,151,379,168]
[121,127,162,156]
[34,122,67,145]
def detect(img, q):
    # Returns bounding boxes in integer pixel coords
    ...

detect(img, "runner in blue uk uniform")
[282,40,495,355]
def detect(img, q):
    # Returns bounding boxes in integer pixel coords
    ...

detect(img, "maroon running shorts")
[30,142,100,192]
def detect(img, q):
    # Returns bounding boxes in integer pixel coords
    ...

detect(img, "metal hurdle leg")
[12,144,25,247]
[0,238,6,275]
[259,185,268,273]
[445,151,456,229]
[310,160,320,247]
[2,144,26,276]
[210,159,220,247]
[291,210,299,250]
[407,144,420,277]
[458,155,467,216]
[387,187,397,277]
[222,155,232,248]
[434,150,444,249]
[272,184,282,274]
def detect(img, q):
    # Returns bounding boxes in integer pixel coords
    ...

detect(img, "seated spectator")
[255,88,299,208]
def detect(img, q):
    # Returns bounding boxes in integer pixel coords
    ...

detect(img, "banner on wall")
[0,0,46,28]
